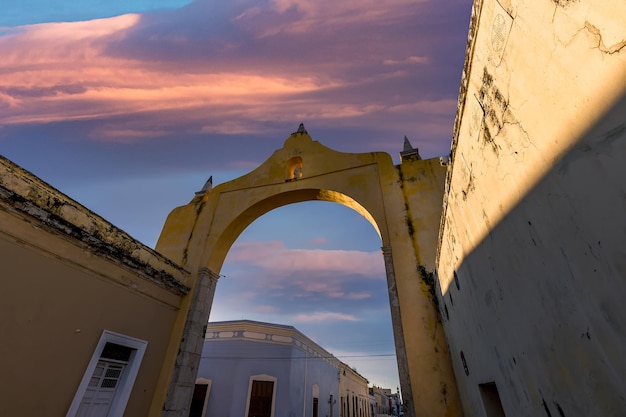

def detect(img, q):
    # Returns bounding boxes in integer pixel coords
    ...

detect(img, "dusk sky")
[0,0,472,389]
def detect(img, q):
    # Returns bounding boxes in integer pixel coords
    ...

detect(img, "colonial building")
[191,320,369,417]
[0,155,191,416]
[369,386,392,417]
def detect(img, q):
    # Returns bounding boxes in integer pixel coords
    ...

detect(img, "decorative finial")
[195,176,212,195]
[400,136,421,162]
[403,136,413,152]
[295,123,308,134]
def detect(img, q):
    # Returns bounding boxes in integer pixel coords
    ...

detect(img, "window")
[66,331,147,417]
[340,397,345,417]
[245,375,276,417]
[188,378,211,417]
[479,382,506,417]
[312,384,319,417]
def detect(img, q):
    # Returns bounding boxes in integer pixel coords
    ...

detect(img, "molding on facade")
[0,155,190,296]
[205,320,369,382]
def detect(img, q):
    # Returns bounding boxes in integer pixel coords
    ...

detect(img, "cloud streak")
[293,312,359,323]
[228,240,385,278]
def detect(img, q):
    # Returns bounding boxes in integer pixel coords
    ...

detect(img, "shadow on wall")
[438,88,626,417]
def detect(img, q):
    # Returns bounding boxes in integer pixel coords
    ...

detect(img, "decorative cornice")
[205,320,341,368]
[198,267,220,283]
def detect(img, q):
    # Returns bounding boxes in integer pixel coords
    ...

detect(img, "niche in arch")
[285,156,303,181]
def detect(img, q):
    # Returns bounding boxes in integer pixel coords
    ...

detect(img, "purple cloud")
[0,0,472,159]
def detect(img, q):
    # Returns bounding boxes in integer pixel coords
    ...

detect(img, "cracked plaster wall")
[437,0,626,416]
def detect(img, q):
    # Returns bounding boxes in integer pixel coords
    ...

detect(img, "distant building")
[192,320,370,417]
[387,391,401,416]
[369,386,391,417]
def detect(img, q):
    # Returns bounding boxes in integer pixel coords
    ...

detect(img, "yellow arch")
[155,128,461,417]
[157,131,392,269]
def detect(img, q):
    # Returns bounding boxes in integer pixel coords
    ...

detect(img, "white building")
[191,320,370,417]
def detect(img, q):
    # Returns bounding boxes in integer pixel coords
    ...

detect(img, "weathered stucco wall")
[398,156,462,416]
[0,156,189,417]
[437,0,626,416]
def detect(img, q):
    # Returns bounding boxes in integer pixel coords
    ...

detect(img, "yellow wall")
[0,156,189,417]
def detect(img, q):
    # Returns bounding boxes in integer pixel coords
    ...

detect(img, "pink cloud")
[309,237,329,245]
[256,305,279,314]
[383,55,429,65]
[293,311,359,323]
[228,240,385,278]
[0,0,472,155]
[263,0,431,33]
[88,126,171,142]
[344,292,372,300]
[0,15,329,128]
[324,291,372,300]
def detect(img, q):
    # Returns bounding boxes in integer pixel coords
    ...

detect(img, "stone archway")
[154,126,460,417]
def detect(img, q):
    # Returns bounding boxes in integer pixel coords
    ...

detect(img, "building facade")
[435,0,626,416]
[369,387,391,417]
[192,320,370,417]
[0,155,191,416]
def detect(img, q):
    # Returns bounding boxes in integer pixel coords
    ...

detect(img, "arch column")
[162,267,220,417]
[382,246,414,417]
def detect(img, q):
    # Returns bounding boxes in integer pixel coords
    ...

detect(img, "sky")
[0,0,472,391]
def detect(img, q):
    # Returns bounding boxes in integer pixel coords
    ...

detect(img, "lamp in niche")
[285,156,303,181]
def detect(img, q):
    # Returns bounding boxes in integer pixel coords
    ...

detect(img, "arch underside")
[206,188,382,274]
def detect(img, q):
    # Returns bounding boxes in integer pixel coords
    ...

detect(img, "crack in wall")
[583,22,626,55]
[558,20,626,54]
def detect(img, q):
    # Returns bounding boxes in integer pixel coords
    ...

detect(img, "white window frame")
[244,374,277,417]
[66,330,148,417]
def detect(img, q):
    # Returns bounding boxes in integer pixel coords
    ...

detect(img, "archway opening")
[210,200,400,390]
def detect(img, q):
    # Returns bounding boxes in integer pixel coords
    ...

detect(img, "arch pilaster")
[382,245,414,417]
[161,267,220,417]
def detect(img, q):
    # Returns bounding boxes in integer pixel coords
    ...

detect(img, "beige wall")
[437,0,626,416]
[340,364,370,417]
[0,156,189,417]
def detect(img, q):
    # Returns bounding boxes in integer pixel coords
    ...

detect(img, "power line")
[201,353,396,360]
